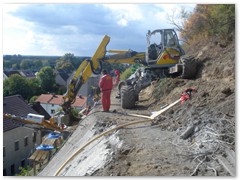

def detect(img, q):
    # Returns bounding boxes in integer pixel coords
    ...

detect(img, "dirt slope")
[38,38,235,176]
[92,38,235,176]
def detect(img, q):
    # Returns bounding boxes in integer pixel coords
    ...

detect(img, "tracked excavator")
[61,29,197,123]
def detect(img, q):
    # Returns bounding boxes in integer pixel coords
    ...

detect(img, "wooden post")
[33,161,36,176]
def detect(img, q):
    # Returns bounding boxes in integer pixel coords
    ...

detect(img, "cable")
[54,118,153,176]
[54,98,181,176]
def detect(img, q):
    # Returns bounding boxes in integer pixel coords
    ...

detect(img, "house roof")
[58,72,70,81]
[19,70,36,78]
[3,95,38,132]
[3,70,22,77]
[35,94,87,107]
[29,102,51,120]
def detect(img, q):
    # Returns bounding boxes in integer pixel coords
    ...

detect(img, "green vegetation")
[120,64,142,80]
[3,74,32,100]
[16,166,31,176]
[37,66,56,93]
[120,68,132,80]
[3,52,128,102]
[181,4,235,44]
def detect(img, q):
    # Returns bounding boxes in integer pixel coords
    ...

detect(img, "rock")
[120,146,132,155]
[221,87,232,96]
[180,125,195,140]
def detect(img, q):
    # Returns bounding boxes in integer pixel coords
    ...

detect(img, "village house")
[35,94,87,116]
[55,69,71,88]
[3,95,42,176]
[3,70,36,80]
[3,71,22,80]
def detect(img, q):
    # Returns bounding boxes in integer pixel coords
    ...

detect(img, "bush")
[120,67,132,80]
[181,4,235,44]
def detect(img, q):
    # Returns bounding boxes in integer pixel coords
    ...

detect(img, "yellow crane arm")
[61,35,145,115]
[61,35,110,114]
[3,114,64,132]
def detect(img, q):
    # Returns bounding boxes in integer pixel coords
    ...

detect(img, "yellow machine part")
[3,114,64,132]
[105,52,145,64]
[155,48,181,65]
[62,35,111,108]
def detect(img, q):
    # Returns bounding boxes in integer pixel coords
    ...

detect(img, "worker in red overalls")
[114,69,120,87]
[99,69,113,112]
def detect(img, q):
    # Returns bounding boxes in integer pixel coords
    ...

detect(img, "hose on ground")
[54,99,181,176]
[54,118,153,176]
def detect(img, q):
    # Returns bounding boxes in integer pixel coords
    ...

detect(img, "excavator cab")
[146,29,185,67]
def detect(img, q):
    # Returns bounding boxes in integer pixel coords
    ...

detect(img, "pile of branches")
[171,107,235,176]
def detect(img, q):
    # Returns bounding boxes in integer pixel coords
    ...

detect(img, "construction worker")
[114,69,120,87]
[99,69,113,112]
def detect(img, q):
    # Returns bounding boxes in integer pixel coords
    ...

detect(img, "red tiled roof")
[35,94,87,107]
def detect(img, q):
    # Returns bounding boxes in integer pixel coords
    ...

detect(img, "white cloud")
[103,4,143,27]
[2,3,196,56]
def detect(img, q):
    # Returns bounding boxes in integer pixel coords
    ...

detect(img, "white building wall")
[3,127,42,176]
[40,103,61,116]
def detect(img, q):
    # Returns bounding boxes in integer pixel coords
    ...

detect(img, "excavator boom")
[3,114,64,132]
[61,35,110,114]
[61,28,192,118]
[61,35,145,115]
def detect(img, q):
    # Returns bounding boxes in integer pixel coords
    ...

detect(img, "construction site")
[30,34,234,176]
[3,4,235,176]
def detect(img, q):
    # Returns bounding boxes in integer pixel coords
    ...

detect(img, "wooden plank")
[28,150,41,161]
[39,151,49,162]
[35,150,46,162]
[35,152,42,162]
[128,99,181,120]
[150,99,181,119]
[42,138,55,145]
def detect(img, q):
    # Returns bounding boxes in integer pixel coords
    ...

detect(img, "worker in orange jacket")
[99,69,113,112]
[114,69,120,87]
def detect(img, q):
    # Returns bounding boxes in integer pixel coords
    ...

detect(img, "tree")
[37,66,56,93]
[56,53,75,72]
[20,60,32,70]
[3,61,12,69]
[27,78,42,96]
[180,4,235,44]
[34,60,43,70]
[167,7,192,33]
[3,74,31,99]
[12,63,20,70]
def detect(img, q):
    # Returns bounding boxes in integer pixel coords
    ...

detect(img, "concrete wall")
[3,127,42,176]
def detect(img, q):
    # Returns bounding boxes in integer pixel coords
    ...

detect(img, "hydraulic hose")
[87,59,103,75]
[54,118,154,176]
[54,98,181,176]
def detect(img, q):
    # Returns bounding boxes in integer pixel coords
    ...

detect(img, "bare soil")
[91,38,235,176]
[39,38,235,176]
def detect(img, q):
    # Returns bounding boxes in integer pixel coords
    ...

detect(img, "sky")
[2,3,196,56]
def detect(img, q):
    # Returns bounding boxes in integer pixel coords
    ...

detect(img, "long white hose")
[54,99,181,176]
